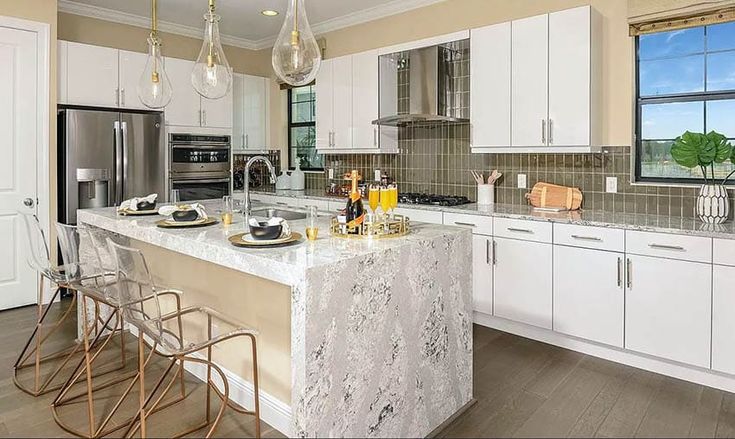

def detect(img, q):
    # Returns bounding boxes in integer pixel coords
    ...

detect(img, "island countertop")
[77,200,474,438]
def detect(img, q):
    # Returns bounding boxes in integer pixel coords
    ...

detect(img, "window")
[636,22,735,183]
[288,85,322,170]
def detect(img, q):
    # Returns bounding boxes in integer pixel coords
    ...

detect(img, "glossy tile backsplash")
[305,123,725,219]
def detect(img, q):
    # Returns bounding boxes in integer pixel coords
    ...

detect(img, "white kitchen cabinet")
[352,50,379,150]
[393,207,443,224]
[713,264,735,375]
[493,237,552,329]
[511,14,548,148]
[315,58,334,150]
[470,21,511,149]
[548,5,593,147]
[473,234,494,315]
[164,57,201,127]
[200,87,233,128]
[58,40,68,104]
[243,74,268,149]
[625,255,711,368]
[331,55,353,150]
[66,41,119,108]
[553,245,624,347]
[118,50,149,110]
[233,74,245,149]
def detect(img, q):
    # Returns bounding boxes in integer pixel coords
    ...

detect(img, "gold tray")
[118,208,159,216]
[330,214,410,239]
[228,232,303,248]
[155,218,218,228]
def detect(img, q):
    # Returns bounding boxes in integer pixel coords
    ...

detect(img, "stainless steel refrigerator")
[58,108,165,224]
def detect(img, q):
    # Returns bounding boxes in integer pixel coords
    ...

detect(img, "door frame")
[0,16,51,250]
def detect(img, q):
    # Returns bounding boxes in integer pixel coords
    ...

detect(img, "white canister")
[275,171,291,190]
[291,162,305,191]
[477,184,495,205]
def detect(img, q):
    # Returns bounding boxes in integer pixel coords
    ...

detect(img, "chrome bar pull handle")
[649,243,685,251]
[120,88,125,107]
[507,227,533,234]
[492,240,497,265]
[571,234,602,242]
[486,239,490,265]
[541,119,546,144]
[115,88,120,106]
[626,258,632,289]
[548,119,553,145]
[617,257,622,287]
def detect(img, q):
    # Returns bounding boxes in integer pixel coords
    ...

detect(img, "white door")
[164,57,201,127]
[553,246,624,347]
[511,13,548,147]
[243,74,267,150]
[472,235,493,315]
[331,55,352,149]
[471,22,511,148]
[493,237,552,328]
[0,26,39,309]
[625,255,712,368]
[67,42,119,107]
[118,49,148,110]
[232,73,245,149]
[201,88,233,129]
[315,58,333,150]
[352,49,378,150]
[712,265,735,374]
[548,6,591,146]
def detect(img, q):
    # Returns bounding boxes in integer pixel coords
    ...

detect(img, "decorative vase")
[696,184,730,224]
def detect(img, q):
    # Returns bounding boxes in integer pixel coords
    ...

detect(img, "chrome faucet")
[243,155,278,221]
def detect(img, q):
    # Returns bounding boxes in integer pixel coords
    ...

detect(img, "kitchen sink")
[251,208,307,221]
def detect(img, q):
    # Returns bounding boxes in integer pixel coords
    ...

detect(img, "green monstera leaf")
[707,131,733,163]
[671,131,710,168]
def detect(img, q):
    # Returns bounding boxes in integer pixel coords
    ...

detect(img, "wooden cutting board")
[526,182,583,210]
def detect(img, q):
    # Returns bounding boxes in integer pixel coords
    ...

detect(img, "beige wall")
[0,0,58,259]
[58,12,273,77]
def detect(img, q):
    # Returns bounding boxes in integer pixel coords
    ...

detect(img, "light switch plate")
[606,176,618,193]
[328,168,334,179]
[517,174,527,189]
[374,169,381,181]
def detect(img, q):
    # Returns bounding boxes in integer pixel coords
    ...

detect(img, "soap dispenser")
[291,160,306,191]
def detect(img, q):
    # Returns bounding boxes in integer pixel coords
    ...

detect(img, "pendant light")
[192,0,232,99]
[138,0,173,109]
[272,0,321,86]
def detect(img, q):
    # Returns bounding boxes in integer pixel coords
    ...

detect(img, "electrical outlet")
[606,176,618,193]
[517,174,527,189]
[328,168,334,179]
[374,169,381,181]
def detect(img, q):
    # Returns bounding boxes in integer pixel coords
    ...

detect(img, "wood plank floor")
[2,301,735,438]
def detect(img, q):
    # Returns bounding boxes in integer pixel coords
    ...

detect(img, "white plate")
[162,217,208,226]
[241,232,293,245]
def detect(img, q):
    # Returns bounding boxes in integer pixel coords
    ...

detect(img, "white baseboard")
[127,327,294,437]
[474,311,735,394]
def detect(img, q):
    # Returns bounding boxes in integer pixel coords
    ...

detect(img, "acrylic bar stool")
[107,240,262,438]
[14,213,85,396]
[52,224,186,438]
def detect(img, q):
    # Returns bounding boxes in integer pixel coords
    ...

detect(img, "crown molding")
[59,0,449,51]
[57,0,260,50]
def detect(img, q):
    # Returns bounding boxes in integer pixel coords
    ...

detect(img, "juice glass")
[305,205,319,241]
[221,195,233,225]
[368,185,380,215]
[389,185,398,217]
[379,186,391,220]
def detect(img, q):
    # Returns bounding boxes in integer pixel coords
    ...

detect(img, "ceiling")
[58,0,446,49]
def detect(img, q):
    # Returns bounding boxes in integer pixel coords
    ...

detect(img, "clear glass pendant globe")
[272,0,322,86]
[192,12,232,99]
[137,38,172,108]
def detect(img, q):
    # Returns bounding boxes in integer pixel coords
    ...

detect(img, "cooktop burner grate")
[398,193,472,206]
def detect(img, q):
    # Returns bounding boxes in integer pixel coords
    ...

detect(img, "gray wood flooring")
[1,300,734,438]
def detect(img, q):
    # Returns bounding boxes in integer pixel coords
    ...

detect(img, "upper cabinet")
[63,41,119,107]
[471,5,601,153]
[118,50,149,110]
[315,51,397,154]
[164,56,232,128]
[233,73,270,151]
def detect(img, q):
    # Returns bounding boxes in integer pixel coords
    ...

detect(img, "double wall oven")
[169,133,231,202]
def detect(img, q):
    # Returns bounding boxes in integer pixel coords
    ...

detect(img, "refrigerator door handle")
[114,120,123,205]
[121,121,129,201]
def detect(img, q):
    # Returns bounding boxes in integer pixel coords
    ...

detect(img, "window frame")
[634,29,735,185]
[287,86,321,172]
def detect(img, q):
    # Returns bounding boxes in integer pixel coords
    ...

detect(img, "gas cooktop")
[398,193,472,207]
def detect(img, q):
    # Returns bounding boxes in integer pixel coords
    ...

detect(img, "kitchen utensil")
[228,232,303,248]
[488,170,501,184]
[249,222,284,240]
[526,182,583,210]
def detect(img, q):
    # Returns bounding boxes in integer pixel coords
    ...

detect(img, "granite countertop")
[76,200,471,286]
[250,189,735,240]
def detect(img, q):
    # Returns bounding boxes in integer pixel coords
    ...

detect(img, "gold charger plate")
[155,217,218,228]
[118,209,159,216]
[228,232,303,248]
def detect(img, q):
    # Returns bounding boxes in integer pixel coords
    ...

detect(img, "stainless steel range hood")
[373,39,470,127]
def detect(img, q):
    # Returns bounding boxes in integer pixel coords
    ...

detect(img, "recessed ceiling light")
[261,10,279,17]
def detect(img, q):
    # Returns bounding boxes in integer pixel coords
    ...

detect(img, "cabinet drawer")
[554,223,624,252]
[394,207,443,225]
[443,212,493,235]
[714,238,735,266]
[626,230,712,263]
[494,217,552,243]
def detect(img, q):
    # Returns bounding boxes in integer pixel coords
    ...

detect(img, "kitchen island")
[76,201,473,438]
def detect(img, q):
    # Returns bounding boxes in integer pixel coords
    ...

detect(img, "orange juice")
[369,187,380,213]
[389,186,398,209]
[380,187,391,214]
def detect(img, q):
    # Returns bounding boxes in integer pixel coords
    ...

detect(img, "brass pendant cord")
[207,0,215,66]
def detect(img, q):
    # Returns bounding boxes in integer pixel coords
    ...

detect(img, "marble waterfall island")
[77,202,473,438]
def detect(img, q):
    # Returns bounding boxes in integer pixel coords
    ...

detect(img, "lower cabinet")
[553,245,624,347]
[472,234,493,315]
[625,254,712,368]
[493,237,552,329]
[713,264,735,374]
